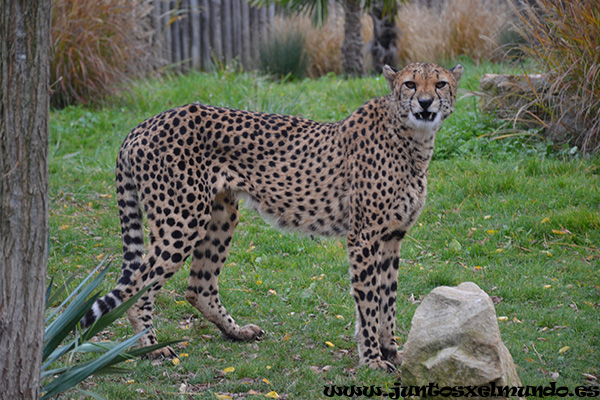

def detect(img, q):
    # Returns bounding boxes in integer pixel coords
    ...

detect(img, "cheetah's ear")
[450,64,464,84]
[383,65,398,90]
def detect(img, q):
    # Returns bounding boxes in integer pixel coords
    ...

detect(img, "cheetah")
[82,62,463,371]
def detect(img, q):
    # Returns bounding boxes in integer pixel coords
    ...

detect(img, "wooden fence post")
[151,0,274,71]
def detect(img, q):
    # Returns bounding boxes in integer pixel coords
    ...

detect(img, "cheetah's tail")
[81,149,143,328]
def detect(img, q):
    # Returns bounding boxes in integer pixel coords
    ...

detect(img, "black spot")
[382,229,406,242]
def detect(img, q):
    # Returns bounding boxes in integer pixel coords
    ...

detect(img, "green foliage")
[41,257,177,399]
[50,0,154,108]
[508,0,600,154]
[258,28,309,80]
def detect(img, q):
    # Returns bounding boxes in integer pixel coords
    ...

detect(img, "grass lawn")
[48,60,600,399]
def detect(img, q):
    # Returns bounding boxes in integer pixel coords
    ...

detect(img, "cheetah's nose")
[418,98,433,111]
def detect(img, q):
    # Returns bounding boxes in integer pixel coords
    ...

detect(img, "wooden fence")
[150,0,277,71]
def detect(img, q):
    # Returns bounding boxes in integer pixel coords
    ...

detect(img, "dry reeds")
[51,0,155,108]
[508,0,600,153]
[393,0,511,64]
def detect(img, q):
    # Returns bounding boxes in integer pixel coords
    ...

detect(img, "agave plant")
[41,257,178,399]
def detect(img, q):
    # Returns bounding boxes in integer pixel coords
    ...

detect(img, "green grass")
[48,60,600,399]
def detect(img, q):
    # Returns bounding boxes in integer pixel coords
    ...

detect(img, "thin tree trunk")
[172,0,182,70]
[232,0,242,63]
[152,0,164,65]
[0,1,51,398]
[222,0,233,64]
[181,0,191,71]
[241,0,251,68]
[341,0,364,76]
[249,6,260,67]
[368,0,399,73]
[164,0,173,64]
[190,0,201,69]
[201,0,211,69]
[211,0,223,64]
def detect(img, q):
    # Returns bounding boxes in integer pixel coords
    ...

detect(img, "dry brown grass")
[507,0,600,153]
[393,0,510,64]
[51,0,155,108]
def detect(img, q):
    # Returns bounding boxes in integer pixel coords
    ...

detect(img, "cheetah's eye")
[435,81,448,89]
[403,81,416,90]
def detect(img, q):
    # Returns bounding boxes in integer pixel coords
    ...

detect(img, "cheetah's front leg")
[347,232,396,372]
[377,231,405,366]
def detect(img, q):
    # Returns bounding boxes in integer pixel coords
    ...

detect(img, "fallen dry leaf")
[538,368,559,379]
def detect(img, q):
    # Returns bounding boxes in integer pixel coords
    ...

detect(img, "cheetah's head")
[383,62,463,135]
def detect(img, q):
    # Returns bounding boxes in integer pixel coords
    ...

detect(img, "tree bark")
[201,0,211,69]
[368,0,399,73]
[241,0,251,68]
[341,0,364,77]
[222,0,233,63]
[0,0,51,399]
[190,0,201,69]
[210,0,223,63]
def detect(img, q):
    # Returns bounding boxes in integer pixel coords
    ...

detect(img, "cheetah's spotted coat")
[83,62,463,370]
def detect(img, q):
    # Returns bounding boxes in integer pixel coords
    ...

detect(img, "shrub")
[258,23,309,80]
[41,258,176,399]
[507,0,600,154]
[50,0,155,108]
[274,15,343,78]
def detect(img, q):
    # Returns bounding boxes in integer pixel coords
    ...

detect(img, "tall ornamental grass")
[258,24,309,80]
[508,0,600,154]
[51,0,155,108]
[391,0,510,64]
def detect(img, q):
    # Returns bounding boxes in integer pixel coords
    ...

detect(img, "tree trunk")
[222,0,233,63]
[211,0,223,63]
[368,0,399,73]
[232,0,242,63]
[241,0,251,68]
[190,0,201,69]
[341,0,364,77]
[201,0,211,69]
[0,1,51,399]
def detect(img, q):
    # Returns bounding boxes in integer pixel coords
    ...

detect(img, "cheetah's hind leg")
[185,191,264,341]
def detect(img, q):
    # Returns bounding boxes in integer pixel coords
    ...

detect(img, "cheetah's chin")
[408,111,442,133]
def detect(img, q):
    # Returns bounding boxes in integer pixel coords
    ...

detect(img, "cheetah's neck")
[380,96,437,175]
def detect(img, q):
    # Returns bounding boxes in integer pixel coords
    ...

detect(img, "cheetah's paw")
[365,357,397,372]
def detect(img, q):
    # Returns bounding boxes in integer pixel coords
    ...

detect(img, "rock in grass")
[401,282,524,399]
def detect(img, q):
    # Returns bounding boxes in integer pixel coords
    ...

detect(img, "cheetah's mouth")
[414,110,437,122]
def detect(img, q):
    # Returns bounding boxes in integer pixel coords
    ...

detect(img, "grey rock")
[401,282,524,399]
